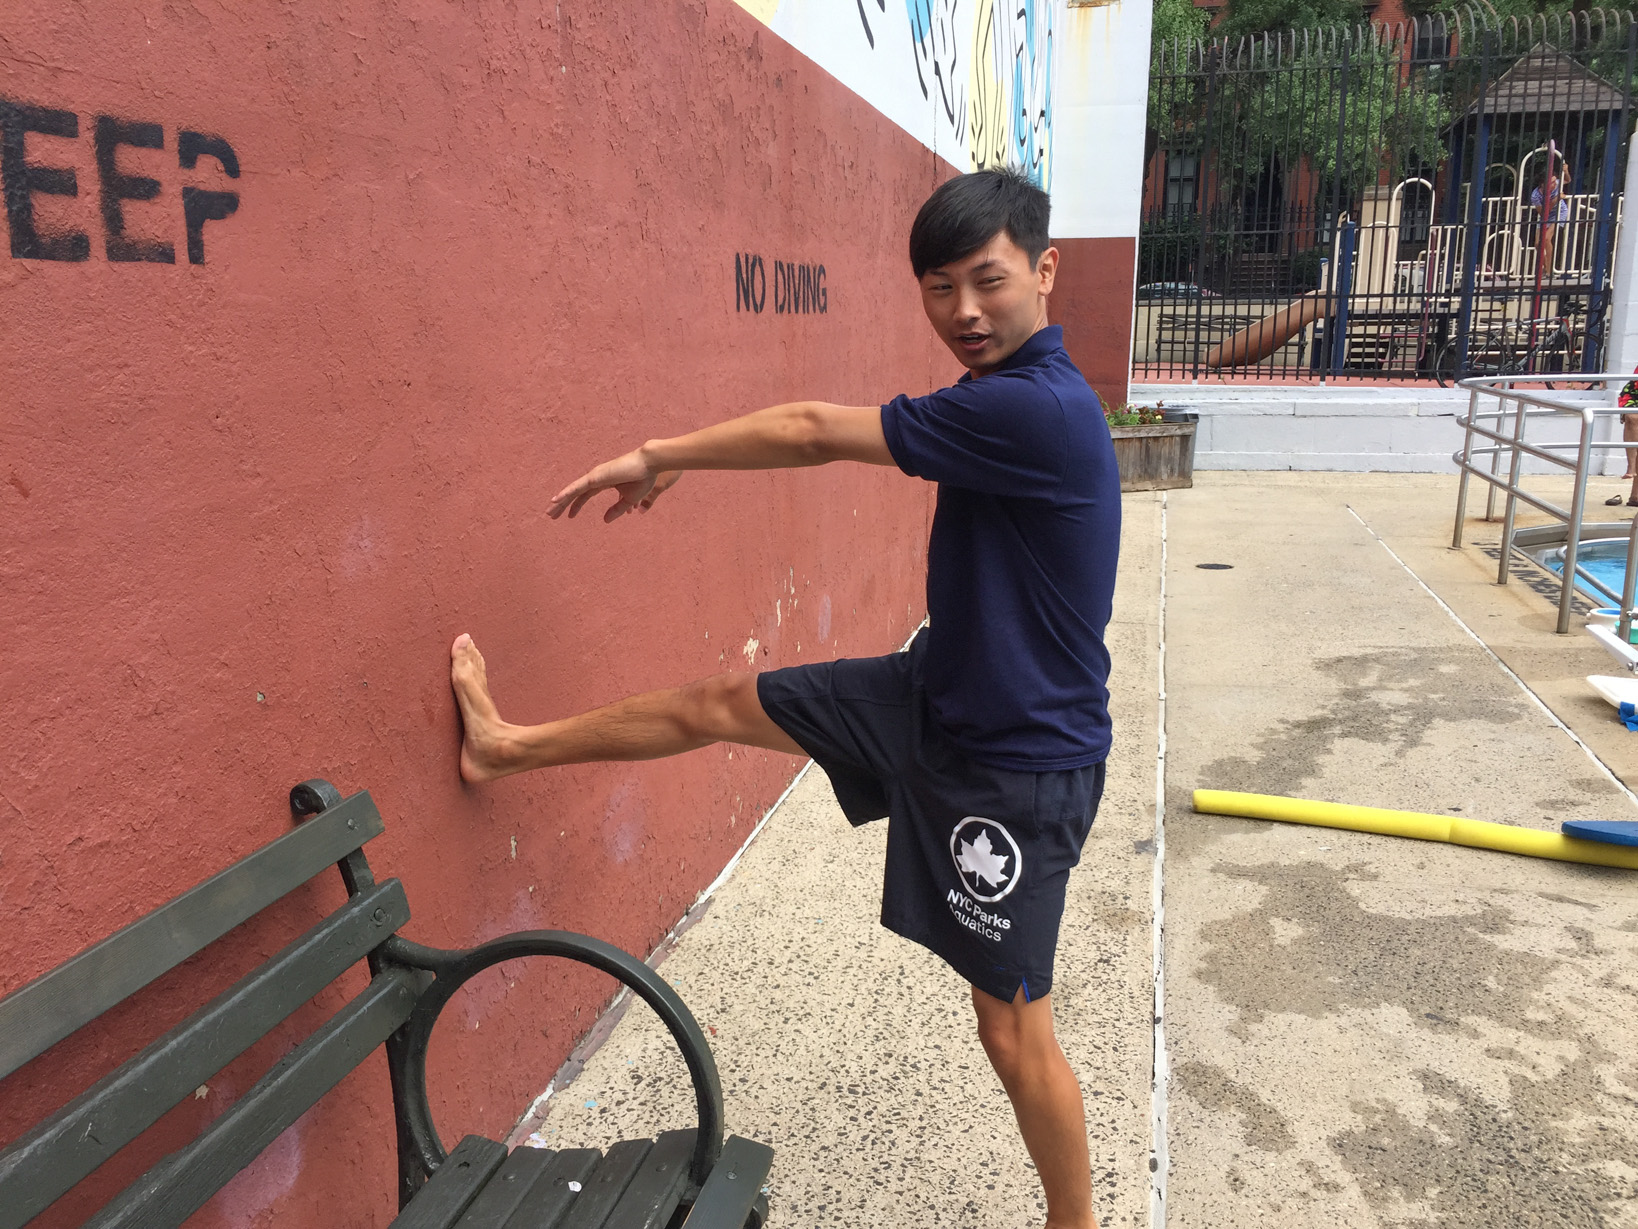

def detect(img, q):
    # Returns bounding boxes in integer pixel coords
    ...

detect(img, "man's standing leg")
[971,987,1098,1229]
[450,634,804,778]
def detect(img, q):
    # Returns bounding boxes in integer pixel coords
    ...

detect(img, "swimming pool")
[1543,539,1635,605]
[1505,523,1638,667]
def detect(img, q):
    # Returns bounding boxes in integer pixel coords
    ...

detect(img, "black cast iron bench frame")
[0,779,771,1228]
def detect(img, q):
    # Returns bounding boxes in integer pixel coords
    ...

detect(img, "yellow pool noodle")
[1192,790,1638,870]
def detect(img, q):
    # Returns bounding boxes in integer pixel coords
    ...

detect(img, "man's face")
[918,231,1058,376]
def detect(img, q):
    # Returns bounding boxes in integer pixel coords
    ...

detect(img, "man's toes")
[451,634,488,681]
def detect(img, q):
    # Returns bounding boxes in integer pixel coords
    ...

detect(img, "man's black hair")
[909,167,1051,279]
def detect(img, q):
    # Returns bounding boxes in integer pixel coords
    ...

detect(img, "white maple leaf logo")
[957,830,1011,888]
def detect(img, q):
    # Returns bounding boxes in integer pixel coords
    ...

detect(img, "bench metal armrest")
[380,931,725,1193]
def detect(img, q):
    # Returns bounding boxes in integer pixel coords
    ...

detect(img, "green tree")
[1150,0,1211,117]
[1153,0,1211,50]
[1405,0,1638,18]
[1147,0,1214,198]
[1191,37,1449,201]
[1217,0,1367,42]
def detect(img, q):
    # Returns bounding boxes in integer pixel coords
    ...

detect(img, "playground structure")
[1192,153,1623,377]
[1138,14,1635,383]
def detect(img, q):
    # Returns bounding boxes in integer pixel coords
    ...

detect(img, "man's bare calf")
[972,987,1099,1229]
[450,633,804,782]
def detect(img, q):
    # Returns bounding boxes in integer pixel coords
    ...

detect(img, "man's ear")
[1036,246,1060,296]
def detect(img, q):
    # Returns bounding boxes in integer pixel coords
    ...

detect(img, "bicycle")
[1434,302,1602,389]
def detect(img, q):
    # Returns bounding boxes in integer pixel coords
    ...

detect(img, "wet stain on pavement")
[1193,862,1558,1037]
[1191,862,1638,1220]
[1328,1052,1634,1227]
[1172,1060,1295,1152]
[1537,891,1600,911]
[1199,648,1524,798]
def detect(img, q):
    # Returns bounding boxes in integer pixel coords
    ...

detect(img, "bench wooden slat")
[552,1139,654,1229]
[447,1144,561,1225]
[599,1130,695,1229]
[0,878,410,1229]
[0,790,384,1084]
[389,1136,509,1229]
[498,1148,602,1229]
[83,967,419,1229]
[679,1135,774,1229]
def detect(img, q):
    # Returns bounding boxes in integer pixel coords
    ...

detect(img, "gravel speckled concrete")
[517,472,1638,1229]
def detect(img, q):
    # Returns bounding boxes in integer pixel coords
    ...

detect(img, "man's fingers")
[550,475,592,507]
[639,471,682,512]
[552,454,658,525]
[549,474,597,518]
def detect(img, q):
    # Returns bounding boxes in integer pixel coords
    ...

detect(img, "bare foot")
[450,634,524,783]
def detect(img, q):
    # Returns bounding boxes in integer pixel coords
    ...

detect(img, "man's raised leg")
[971,986,1098,1229]
[451,633,805,782]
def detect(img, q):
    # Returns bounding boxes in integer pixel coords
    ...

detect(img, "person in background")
[1611,369,1638,507]
[1531,163,1572,223]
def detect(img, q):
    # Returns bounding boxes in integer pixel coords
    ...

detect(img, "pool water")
[1545,540,1635,602]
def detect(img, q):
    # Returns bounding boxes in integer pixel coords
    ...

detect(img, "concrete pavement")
[1165,474,1638,1228]
[513,473,1638,1227]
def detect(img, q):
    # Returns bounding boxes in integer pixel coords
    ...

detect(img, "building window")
[1165,154,1199,217]
[1411,20,1452,65]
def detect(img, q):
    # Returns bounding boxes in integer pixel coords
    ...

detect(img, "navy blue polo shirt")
[879,325,1120,771]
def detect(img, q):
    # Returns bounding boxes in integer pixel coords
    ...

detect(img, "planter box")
[1109,419,1197,491]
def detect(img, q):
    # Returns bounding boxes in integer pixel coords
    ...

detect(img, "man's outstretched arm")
[548,402,894,522]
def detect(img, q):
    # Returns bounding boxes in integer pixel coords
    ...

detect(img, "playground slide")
[1201,291,1326,369]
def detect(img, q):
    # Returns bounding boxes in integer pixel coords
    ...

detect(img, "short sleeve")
[881,372,1069,497]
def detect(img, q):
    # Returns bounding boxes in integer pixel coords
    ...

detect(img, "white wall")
[731,0,1151,237]
[1130,385,1627,474]
[734,0,1064,182]
[1605,136,1638,383]
[1053,1,1150,240]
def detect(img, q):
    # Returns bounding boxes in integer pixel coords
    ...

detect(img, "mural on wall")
[967,0,1053,184]
[741,0,1056,187]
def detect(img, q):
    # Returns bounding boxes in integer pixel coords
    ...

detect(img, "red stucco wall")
[0,3,951,1223]
[1056,236,1138,410]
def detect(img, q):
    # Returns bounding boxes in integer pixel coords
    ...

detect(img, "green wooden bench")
[0,780,772,1228]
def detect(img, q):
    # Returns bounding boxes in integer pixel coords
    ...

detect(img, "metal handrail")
[1451,373,1634,634]
[1622,514,1638,645]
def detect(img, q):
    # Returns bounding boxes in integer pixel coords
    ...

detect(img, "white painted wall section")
[1053,1,1150,240]
[732,0,1148,203]
[1130,384,1628,474]
[1604,136,1638,382]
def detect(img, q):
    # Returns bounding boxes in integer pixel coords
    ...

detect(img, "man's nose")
[952,289,981,323]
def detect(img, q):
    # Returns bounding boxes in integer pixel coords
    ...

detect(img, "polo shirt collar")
[959,325,1064,382]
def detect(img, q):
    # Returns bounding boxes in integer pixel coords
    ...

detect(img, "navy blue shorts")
[756,635,1105,1003]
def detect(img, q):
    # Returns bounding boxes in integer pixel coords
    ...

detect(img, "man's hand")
[548,402,891,525]
[639,471,683,511]
[548,449,660,522]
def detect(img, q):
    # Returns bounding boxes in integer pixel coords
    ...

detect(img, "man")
[451,167,1120,1229]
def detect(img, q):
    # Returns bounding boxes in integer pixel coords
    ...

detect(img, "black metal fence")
[1136,7,1637,385]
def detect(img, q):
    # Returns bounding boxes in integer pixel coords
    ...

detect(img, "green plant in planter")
[1105,403,1167,427]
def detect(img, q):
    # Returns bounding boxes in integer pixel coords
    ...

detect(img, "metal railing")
[1451,373,1632,634]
